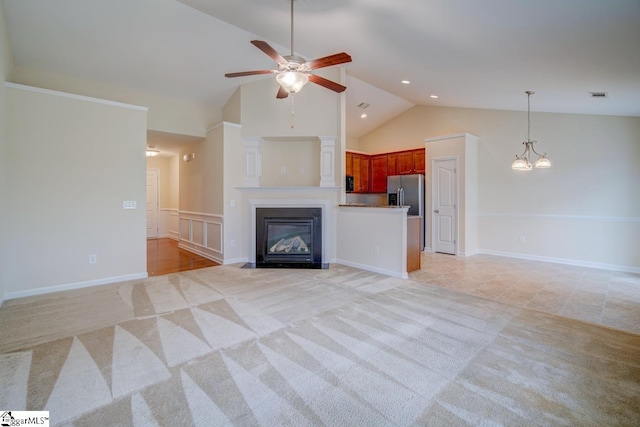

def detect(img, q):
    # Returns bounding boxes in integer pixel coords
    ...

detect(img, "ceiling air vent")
[357,102,370,109]
[589,91,608,98]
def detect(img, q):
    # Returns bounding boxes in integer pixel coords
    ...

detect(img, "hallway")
[147,238,219,276]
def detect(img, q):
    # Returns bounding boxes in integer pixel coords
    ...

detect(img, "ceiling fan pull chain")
[290,94,295,128]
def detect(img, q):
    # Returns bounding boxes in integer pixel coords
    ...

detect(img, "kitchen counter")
[338,204,411,209]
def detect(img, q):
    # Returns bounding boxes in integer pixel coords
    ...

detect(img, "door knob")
[434,209,440,213]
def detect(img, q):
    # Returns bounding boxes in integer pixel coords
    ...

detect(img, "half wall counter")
[336,205,420,278]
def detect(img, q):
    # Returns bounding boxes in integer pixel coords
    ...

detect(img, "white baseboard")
[178,242,223,264]
[223,257,249,265]
[158,233,178,240]
[336,259,408,279]
[5,272,149,301]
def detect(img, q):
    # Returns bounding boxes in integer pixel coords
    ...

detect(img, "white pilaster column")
[243,137,261,187]
[319,136,336,187]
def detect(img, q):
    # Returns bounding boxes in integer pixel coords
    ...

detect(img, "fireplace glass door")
[265,219,313,263]
[255,207,323,268]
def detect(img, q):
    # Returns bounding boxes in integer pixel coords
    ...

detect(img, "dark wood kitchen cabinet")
[396,149,425,175]
[413,149,426,174]
[370,154,388,193]
[387,153,398,176]
[350,152,370,193]
[345,148,425,194]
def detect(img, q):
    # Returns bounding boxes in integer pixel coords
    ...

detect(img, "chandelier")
[512,91,551,171]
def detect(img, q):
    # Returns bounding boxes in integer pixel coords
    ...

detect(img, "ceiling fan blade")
[251,40,287,65]
[276,86,289,99]
[225,70,275,78]
[305,52,352,70]
[308,74,347,93]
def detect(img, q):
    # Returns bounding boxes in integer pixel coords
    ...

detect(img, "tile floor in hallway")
[411,253,640,335]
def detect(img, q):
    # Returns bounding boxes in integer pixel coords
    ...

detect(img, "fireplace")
[255,207,323,268]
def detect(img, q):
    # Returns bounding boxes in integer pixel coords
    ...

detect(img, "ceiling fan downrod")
[290,0,295,56]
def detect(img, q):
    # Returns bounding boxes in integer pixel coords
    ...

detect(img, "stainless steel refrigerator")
[387,174,425,250]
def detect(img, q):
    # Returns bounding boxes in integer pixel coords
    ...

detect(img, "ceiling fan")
[225,0,352,99]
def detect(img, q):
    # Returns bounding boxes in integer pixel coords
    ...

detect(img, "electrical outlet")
[89,254,97,264]
[373,244,380,254]
[519,235,526,244]
[280,166,286,175]
[230,239,236,248]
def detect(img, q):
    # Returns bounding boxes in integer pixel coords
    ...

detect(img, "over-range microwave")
[346,175,354,193]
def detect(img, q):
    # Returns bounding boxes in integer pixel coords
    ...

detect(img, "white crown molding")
[206,121,242,132]
[424,133,478,143]
[4,82,148,111]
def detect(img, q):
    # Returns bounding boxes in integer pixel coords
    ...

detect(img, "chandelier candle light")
[512,91,551,171]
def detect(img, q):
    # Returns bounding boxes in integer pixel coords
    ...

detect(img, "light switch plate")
[123,200,137,210]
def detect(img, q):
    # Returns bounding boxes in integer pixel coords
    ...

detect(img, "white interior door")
[146,169,159,239]
[432,158,457,254]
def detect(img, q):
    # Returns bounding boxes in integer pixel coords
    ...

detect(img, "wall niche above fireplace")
[255,207,324,269]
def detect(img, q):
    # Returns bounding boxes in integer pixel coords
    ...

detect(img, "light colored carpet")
[1,264,639,426]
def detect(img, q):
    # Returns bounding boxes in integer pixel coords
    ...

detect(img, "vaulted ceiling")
[3,0,639,140]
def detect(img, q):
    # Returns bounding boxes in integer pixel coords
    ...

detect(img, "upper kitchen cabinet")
[387,153,398,176]
[370,154,388,193]
[396,149,425,175]
[347,151,370,193]
[346,151,353,176]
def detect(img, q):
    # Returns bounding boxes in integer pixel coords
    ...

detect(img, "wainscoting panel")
[192,220,205,247]
[159,208,179,240]
[206,221,223,253]
[178,211,223,263]
[179,218,191,241]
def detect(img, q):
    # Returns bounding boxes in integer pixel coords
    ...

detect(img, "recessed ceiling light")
[430,95,439,99]
[360,113,368,119]
[401,80,410,85]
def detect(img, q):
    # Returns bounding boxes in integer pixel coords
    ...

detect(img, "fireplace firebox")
[255,207,323,268]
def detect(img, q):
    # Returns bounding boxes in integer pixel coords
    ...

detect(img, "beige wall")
[11,66,214,138]
[4,84,148,297]
[146,155,179,210]
[360,105,640,270]
[179,135,221,215]
[222,88,241,124]
[259,138,321,187]
[0,4,13,304]
[240,68,341,138]
[221,122,245,263]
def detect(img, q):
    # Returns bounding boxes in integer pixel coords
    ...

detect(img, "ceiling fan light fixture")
[276,71,309,94]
